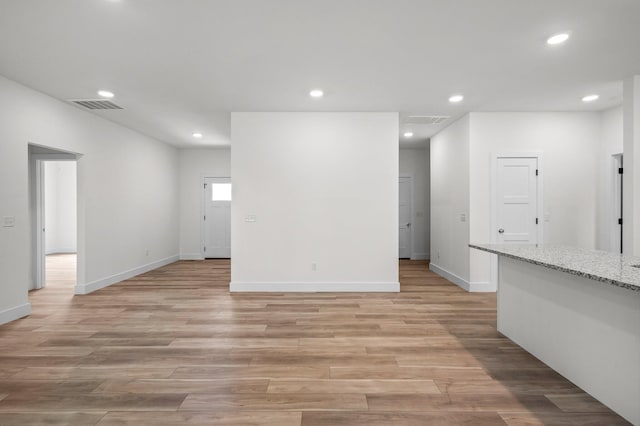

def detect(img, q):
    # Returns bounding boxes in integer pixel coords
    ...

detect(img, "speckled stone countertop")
[470,244,640,292]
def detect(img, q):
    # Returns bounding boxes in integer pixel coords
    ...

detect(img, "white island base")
[498,256,640,425]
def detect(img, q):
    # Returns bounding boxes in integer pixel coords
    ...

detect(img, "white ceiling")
[0,0,639,148]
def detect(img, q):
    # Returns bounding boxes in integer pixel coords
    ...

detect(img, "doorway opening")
[29,145,79,293]
[202,177,231,259]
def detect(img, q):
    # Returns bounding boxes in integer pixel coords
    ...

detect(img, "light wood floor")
[0,259,628,425]
[45,253,77,289]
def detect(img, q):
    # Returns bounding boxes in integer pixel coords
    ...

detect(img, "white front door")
[204,178,231,258]
[496,157,538,244]
[399,176,412,259]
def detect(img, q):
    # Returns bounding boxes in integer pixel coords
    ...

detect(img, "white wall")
[468,112,601,286]
[44,161,77,254]
[429,115,471,286]
[0,74,179,324]
[231,112,399,292]
[597,107,623,252]
[399,148,430,260]
[430,112,602,292]
[178,148,231,259]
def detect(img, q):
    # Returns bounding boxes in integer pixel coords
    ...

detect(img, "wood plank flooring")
[0,259,629,425]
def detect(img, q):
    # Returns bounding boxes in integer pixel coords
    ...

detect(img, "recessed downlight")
[403,132,414,138]
[449,94,464,103]
[582,94,599,103]
[547,33,570,45]
[97,90,115,98]
[309,89,324,98]
[192,132,203,139]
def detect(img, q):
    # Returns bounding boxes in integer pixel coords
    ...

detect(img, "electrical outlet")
[145,249,150,256]
[311,262,317,271]
[2,216,15,228]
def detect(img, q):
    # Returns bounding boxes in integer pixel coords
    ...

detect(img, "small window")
[211,183,232,201]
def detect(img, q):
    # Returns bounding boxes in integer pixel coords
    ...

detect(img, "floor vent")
[69,99,123,110]
[405,115,450,125]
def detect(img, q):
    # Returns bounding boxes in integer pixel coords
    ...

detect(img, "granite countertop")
[470,243,640,292]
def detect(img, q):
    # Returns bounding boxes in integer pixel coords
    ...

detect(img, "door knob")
[406,223,411,228]
[498,228,504,234]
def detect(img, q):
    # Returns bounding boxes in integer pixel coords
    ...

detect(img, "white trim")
[490,152,544,289]
[35,159,45,290]
[0,303,31,326]
[75,255,179,295]
[230,281,400,293]
[410,252,429,260]
[611,154,624,253]
[429,262,494,292]
[180,253,205,260]
[46,248,77,255]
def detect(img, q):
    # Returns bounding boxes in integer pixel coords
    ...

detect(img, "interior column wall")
[231,112,399,292]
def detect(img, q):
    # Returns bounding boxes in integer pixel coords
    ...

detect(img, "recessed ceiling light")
[97,90,115,98]
[582,94,599,103]
[403,132,414,138]
[192,132,203,139]
[449,94,464,103]
[547,33,570,45]
[309,89,324,98]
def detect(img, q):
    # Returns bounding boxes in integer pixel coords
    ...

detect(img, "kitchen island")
[470,244,640,425]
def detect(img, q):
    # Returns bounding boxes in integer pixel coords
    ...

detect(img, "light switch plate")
[245,215,257,223]
[2,216,15,227]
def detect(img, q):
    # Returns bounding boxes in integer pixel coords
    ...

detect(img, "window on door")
[211,183,232,201]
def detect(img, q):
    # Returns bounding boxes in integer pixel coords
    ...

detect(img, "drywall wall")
[178,148,231,259]
[597,107,623,252]
[44,161,77,254]
[231,112,399,291]
[468,112,601,286]
[0,74,179,324]
[429,115,471,287]
[399,148,430,260]
[623,76,640,256]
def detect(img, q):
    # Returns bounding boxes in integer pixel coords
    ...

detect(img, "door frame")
[399,174,415,259]
[201,176,231,259]
[490,152,544,288]
[31,153,79,290]
[611,153,623,253]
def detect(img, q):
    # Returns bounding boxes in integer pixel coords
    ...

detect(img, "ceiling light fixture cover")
[403,132,414,138]
[449,95,464,103]
[97,90,115,98]
[547,33,570,45]
[582,94,599,102]
[192,132,203,138]
[309,89,324,98]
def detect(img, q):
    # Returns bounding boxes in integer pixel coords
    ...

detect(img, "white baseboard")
[0,303,31,326]
[411,252,430,260]
[230,281,400,293]
[46,248,77,255]
[429,263,495,293]
[180,253,205,260]
[75,255,179,295]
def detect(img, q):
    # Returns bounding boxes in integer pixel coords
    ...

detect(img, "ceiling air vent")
[69,99,123,110]
[405,115,450,125]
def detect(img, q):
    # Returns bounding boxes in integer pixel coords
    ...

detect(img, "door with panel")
[495,157,538,244]
[204,178,231,258]
[399,176,412,259]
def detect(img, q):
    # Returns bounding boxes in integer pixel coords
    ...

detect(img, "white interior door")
[399,176,412,259]
[496,157,538,244]
[204,178,231,258]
